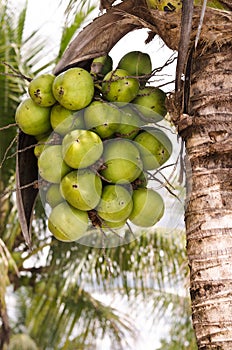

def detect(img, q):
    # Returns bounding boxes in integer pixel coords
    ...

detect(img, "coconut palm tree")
[46,0,232,348]
[1,1,197,349]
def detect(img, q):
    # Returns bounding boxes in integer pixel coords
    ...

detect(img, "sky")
[11,1,184,349]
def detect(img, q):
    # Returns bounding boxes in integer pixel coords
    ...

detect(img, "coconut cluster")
[15,51,172,243]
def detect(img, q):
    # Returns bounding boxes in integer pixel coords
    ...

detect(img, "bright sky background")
[11,1,185,349]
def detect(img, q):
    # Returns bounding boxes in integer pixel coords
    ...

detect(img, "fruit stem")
[1,61,32,82]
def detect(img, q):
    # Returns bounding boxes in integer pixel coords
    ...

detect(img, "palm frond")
[0,0,54,185]
[157,305,197,350]
[57,0,97,60]
[40,228,187,295]
[14,284,135,350]
[16,223,188,304]
[0,2,29,185]
[61,0,97,18]
[0,239,11,299]
[6,222,189,349]
[16,1,28,46]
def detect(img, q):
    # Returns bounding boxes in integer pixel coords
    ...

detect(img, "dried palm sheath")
[16,0,232,246]
[16,132,38,247]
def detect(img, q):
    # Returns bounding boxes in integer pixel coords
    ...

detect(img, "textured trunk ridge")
[184,44,232,349]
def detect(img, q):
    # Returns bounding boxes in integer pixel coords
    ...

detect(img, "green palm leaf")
[14,284,134,350]
[8,227,188,347]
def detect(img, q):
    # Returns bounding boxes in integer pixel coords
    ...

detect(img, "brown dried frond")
[54,1,232,74]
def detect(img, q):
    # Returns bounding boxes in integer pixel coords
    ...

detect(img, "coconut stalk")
[16,0,232,347]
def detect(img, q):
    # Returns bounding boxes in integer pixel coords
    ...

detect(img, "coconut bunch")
[15,51,172,244]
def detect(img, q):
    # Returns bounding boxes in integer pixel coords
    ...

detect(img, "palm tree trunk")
[178,43,232,349]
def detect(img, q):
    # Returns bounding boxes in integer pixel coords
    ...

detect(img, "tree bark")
[176,43,232,349]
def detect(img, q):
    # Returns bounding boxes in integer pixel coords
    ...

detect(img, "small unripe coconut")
[28,73,56,106]
[46,183,64,208]
[84,100,121,138]
[15,98,51,136]
[117,104,144,139]
[34,136,48,158]
[60,169,102,211]
[48,202,88,242]
[52,67,94,110]
[38,145,71,183]
[91,55,113,76]
[100,138,143,184]
[50,104,85,135]
[118,51,152,77]
[102,69,139,103]
[132,87,167,122]
[129,188,164,227]
[134,128,172,170]
[97,185,133,223]
[62,129,103,169]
